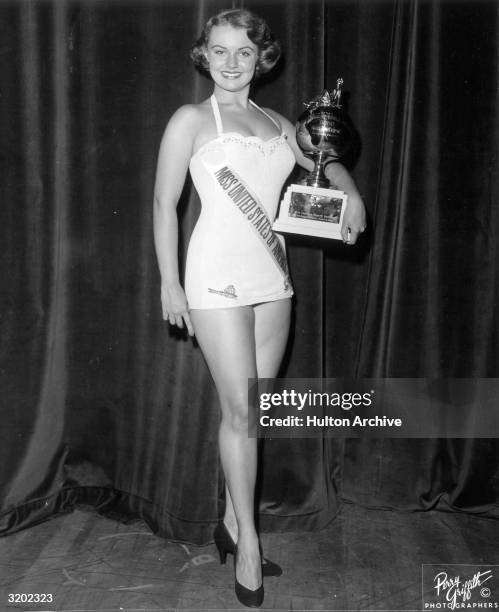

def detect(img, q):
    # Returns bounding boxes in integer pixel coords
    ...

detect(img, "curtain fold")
[356,0,499,377]
[1,1,70,521]
[341,0,499,514]
[1,0,498,544]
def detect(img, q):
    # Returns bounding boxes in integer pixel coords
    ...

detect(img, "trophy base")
[273,184,348,240]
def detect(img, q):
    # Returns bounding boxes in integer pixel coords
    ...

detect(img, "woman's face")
[205,24,259,92]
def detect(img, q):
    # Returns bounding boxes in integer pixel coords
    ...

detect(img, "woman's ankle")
[236,528,260,551]
[223,515,239,541]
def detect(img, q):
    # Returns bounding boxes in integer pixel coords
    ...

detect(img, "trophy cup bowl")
[273,79,357,239]
[296,85,355,188]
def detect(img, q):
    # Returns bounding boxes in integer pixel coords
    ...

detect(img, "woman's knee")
[219,394,250,433]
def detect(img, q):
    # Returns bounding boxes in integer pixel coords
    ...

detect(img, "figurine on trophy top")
[273,78,357,240]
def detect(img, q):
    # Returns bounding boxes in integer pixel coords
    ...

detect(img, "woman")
[153,8,366,607]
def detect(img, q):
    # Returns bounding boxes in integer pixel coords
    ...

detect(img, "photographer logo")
[422,564,498,610]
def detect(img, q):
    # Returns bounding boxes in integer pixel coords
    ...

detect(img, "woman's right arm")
[153,106,198,336]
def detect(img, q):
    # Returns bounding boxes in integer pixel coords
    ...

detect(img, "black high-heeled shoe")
[213,521,283,577]
[234,545,264,608]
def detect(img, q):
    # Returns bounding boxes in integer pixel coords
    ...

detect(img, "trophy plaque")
[273,79,355,240]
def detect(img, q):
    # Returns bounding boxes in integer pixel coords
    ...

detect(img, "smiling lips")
[221,71,242,79]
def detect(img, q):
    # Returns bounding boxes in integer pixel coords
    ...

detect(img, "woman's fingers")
[341,194,367,244]
[341,226,357,244]
[161,284,193,334]
[183,312,195,337]
[166,309,194,336]
[341,223,366,244]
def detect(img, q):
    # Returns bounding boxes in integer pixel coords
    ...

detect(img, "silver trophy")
[273,79,355,239]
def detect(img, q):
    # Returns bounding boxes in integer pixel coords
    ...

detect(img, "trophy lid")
[304,78,344,111]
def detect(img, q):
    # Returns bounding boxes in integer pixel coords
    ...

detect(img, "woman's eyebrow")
[209,44,255,51]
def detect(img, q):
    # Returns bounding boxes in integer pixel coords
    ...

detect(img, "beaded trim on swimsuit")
[193,132,288,159]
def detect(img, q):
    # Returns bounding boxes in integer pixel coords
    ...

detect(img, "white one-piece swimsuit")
[185,95,296,309]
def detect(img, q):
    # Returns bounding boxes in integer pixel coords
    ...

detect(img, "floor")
[0,503,498,612]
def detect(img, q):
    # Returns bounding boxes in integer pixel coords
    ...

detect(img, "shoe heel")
[213,524,230,565]
[217,545,228,565]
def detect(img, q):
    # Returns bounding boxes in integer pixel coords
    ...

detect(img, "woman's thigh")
[254,298,292,378]
[190,306,257,410]
[190,298,291,410]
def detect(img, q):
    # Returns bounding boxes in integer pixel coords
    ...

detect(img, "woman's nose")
[226,52,238,68]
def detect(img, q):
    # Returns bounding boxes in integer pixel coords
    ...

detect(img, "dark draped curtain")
[1,0,498,545]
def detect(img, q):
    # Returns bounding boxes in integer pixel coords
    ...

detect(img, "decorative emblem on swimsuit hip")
[208,285,238,299]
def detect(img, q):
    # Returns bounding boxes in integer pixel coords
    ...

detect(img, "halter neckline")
[210,94,282,137]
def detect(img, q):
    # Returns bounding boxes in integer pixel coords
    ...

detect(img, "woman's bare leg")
[223,298,292,542]
[190,306,260,589]
[223,484,238,541]
[254,298,292,378]
[190,298,291,590]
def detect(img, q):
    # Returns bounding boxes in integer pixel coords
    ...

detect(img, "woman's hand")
[161,282,194,336]
[341,192,367,245]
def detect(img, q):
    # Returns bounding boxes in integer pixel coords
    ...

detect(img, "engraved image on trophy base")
[273,184,347,239]
[272,79,355,241]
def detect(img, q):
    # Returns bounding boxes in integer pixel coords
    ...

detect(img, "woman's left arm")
[325,162,366,244]
[268,109,367,244]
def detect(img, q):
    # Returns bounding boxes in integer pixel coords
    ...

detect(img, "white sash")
[211,162,291,287]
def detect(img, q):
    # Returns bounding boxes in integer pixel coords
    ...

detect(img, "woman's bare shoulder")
[167,100,212,132]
